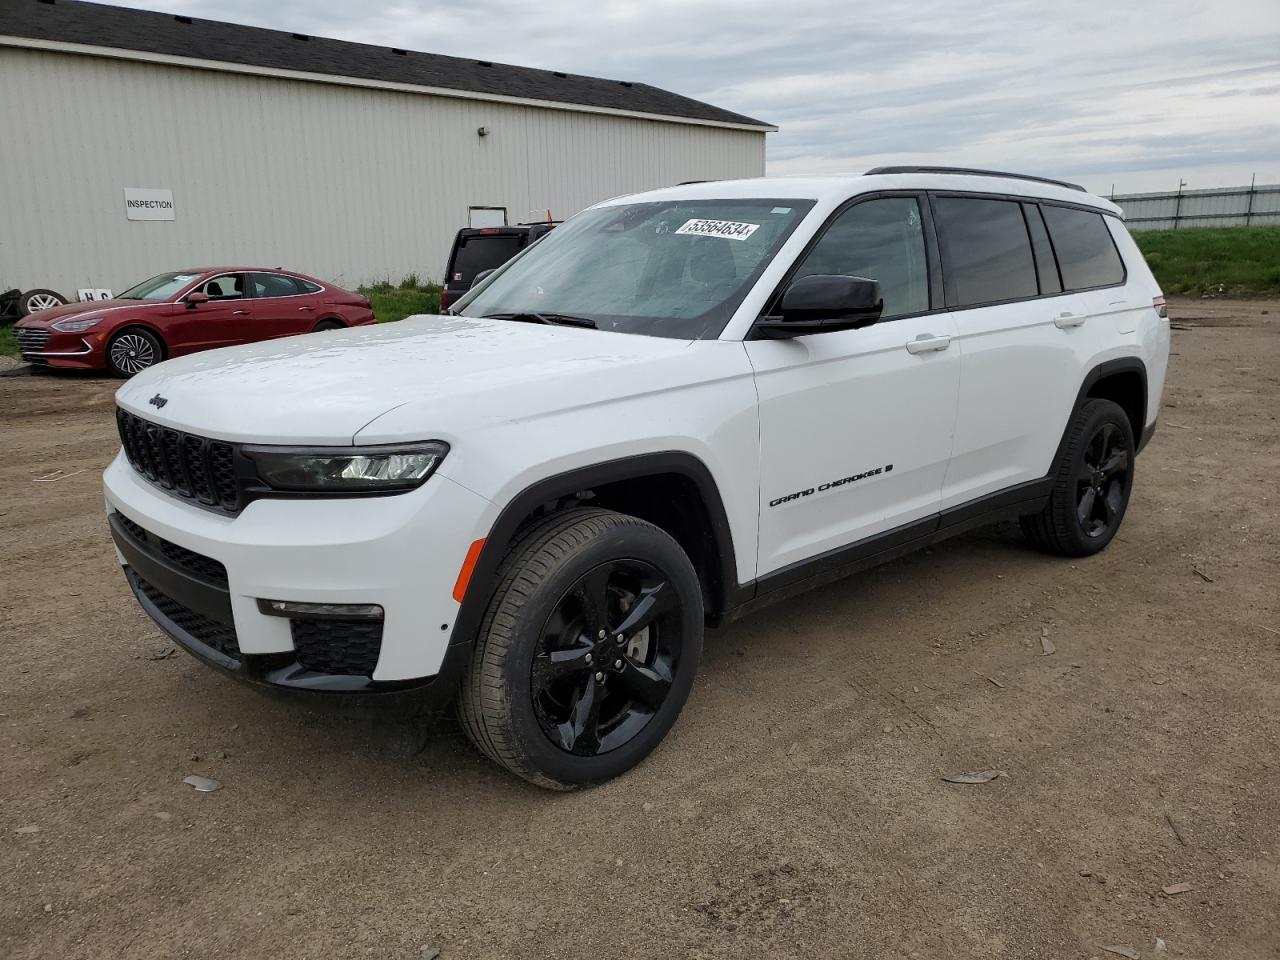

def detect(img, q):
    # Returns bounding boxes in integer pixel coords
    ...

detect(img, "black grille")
[291,619,384,677]
[15,327,51,359]
[117,408,240,512]
[135,575,241,661]
[115,512,228,586]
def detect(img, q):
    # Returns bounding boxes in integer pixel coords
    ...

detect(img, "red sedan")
[13,268,375,377]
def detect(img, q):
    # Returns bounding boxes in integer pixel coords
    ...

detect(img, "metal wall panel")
[0,48,766,295]
[1112,184,1280,231]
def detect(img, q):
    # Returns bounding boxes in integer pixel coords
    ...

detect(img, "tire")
[458,507,704,789]
[106,327,163,378]
[1021,398,1135,557]
[18,288,68,316]
[312,318,345,332]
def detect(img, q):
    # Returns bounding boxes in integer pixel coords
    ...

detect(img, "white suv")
[105,167,1169,789]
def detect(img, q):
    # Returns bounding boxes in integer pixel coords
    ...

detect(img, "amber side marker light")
[453,539,487,602]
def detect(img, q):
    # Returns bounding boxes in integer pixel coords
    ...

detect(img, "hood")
[114,315,695,444]
[17,299,149,327]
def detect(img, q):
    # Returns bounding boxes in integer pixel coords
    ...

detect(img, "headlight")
[243,441,449,493]
[52,316,103,333]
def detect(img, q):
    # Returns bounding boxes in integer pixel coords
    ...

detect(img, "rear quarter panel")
[1107,219,1169,426]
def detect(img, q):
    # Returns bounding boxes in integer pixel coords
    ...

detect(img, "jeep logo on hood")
[148,394,168,409]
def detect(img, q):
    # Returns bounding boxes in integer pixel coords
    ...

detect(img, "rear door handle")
[232,309,249,315]
[905,333,952,355]
[1054,312,1087,329]
[299,306,314,312]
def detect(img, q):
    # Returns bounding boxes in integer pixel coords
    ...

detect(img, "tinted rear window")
[934,197,1038,307]
[250,273,305,298]
[1042,205,1125,290]
[450,236,524,285]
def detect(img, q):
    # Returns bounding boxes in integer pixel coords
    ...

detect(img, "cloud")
[123,0,1280,192]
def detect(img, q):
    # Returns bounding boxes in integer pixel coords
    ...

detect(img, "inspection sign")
[124,188,175,221]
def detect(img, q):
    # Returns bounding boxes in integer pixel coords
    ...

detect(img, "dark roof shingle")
[1,0,773,129]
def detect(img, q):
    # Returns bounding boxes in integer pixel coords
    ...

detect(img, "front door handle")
[232,309,249,315]
[298,306,314,312]
[905,333,952,355]
[1054,312,1087,329]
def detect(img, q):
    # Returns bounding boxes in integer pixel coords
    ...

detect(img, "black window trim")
[749,190,945,339]
[1023,201,1064,295]
[926,190,1128,312]
[182,271,325,304]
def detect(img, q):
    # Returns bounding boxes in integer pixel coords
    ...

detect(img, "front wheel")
[458,508,704,789]
[106,328,163,378]
[312,318,345,332]
[1021,398,1135,556]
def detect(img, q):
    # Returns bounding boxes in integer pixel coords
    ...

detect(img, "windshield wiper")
[486,311,597,329]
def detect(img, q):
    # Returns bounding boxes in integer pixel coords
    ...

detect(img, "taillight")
[1153,296,1167,318]
[439,289,450,312]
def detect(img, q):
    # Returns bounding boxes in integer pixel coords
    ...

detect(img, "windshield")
[116,272,201,301]
[456,199,816,339]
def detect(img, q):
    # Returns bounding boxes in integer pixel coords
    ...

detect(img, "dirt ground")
[2,298,1278,960]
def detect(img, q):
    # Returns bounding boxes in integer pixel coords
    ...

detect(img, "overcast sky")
[120,0,1279,194]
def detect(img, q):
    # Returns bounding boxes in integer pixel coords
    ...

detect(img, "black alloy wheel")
[458,508,703,789]
[1076,421,1131,538]
[1021,398,1136,556]
[531,559,682,757]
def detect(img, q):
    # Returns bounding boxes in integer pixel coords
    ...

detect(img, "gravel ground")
[2,298,1278,960]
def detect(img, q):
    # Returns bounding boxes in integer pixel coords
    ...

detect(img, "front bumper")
[103,451,495,703]
[16,326,106,369]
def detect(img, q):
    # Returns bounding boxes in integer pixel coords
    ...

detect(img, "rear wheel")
[106,328,163,378]
[458,508,703,789]
[312,318,345,332]
[19,289,67,315]
[1021,398,1135,556]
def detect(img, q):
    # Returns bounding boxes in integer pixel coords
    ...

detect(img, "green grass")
[1134,226,1280,296]
[359,276,442,324]
[0,324,15,358]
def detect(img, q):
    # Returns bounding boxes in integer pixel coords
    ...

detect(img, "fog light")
[258,599,384,620]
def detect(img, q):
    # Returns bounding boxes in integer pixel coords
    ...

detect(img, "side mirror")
[186,291,209,309]
[471,268,496,287]
[755,275,883,340]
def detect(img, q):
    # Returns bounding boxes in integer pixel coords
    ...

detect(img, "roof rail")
[864,166,1086,193]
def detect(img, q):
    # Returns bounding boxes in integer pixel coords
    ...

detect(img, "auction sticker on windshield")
[675,219,760,241]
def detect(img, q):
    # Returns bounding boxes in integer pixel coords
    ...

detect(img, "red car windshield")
[116,272,202,301]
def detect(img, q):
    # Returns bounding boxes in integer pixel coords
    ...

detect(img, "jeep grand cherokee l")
[103,167,1168,789]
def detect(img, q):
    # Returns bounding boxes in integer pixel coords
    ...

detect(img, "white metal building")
[0,0,773,299]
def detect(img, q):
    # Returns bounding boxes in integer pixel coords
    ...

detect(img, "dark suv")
[440,223,557,311]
